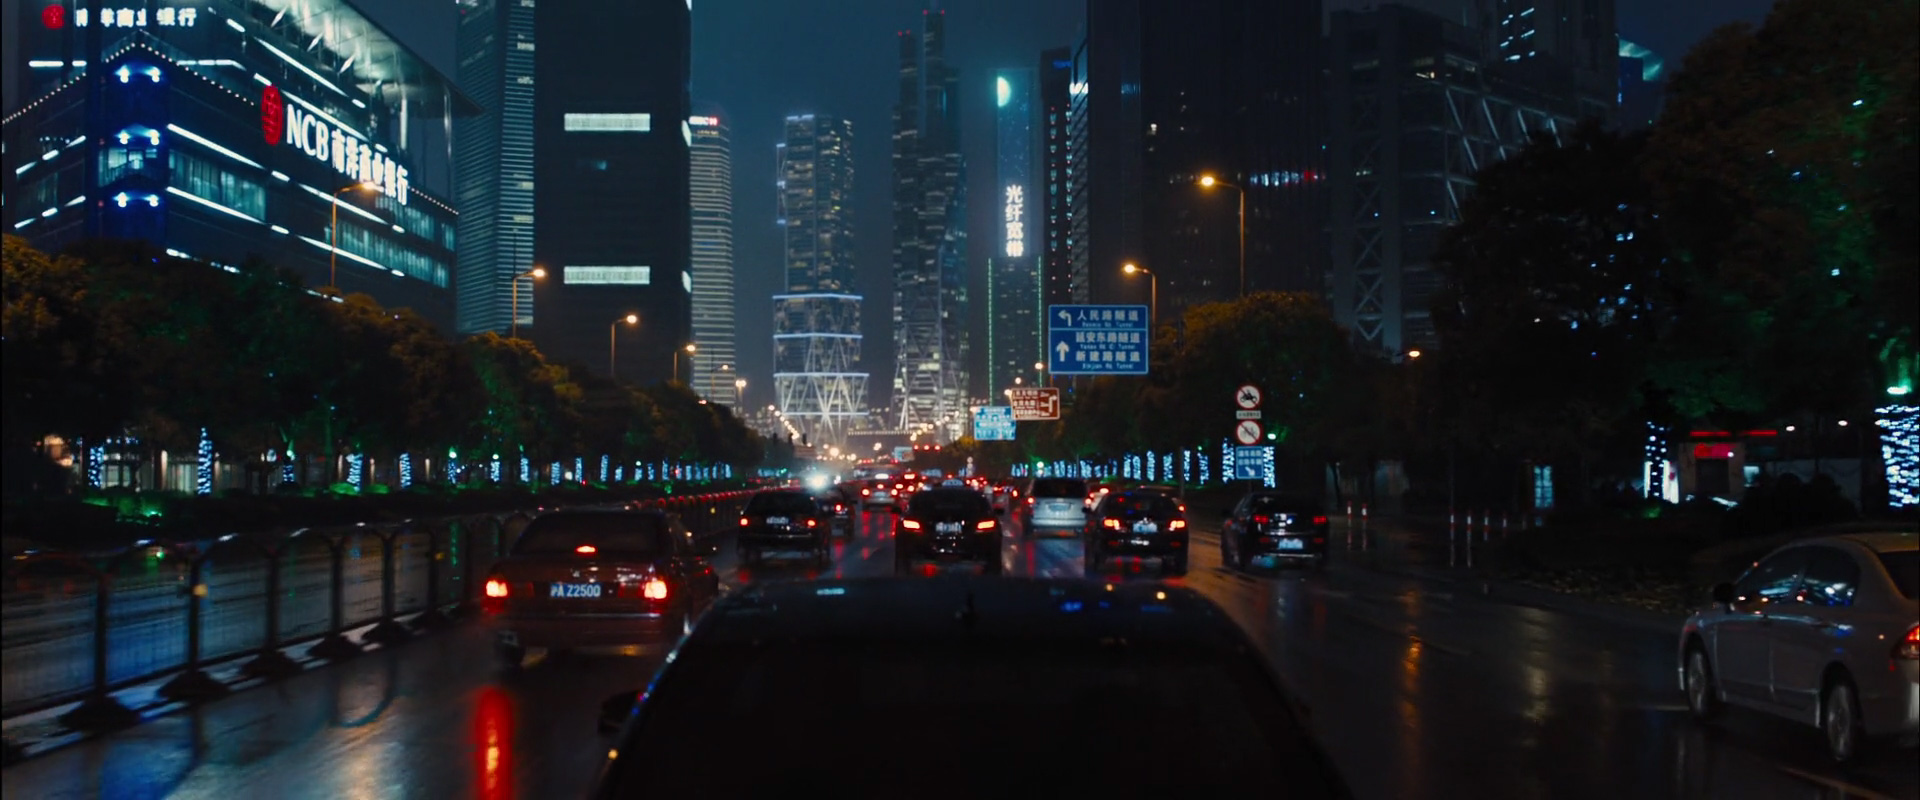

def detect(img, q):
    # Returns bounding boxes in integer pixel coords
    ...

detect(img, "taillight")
[901,519,922,530]
[1312,515,1328,525]
[1252,515,1271,525]
[484,578,510,598]
[805,518,818,528]
[862,489,871,496]
[1897,625,1920,660]
[575,544,597,555]
[975,519,996,530]
[642,578,670,601]
[1026,497,1036,505]
[1169,520,1187,530]
[1103,519,1123,530]
[738,516,750,526]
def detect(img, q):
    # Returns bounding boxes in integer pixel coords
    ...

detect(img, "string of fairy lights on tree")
[1877,405,1919,508]
[195,428,214,495]
[398,453,413,488]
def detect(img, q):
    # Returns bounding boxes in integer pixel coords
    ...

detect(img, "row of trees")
[952,0,1916,509]
[2,236,766,495]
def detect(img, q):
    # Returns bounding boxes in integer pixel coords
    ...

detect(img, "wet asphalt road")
[5,506,1916,800]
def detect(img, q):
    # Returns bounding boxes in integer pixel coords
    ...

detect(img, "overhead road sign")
[1008,387,1061,421]
[1047,304,1149,376]
[973,406,1016,441]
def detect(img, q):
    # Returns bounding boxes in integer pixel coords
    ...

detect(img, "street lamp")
[1123,262,1157,327]
[734,377,747,407]
[1407,349,1423,360]
[675,343,697,384]
[1196,174,1246,297]
[326,181,379,291]
[510,266,547,339]
[609,313,638,378]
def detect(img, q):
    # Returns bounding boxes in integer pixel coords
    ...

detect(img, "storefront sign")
[268,88,410,205]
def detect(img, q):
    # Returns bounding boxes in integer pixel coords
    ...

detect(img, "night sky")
[1,0,1779,400]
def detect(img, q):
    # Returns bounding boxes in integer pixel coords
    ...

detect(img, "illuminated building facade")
[988,67,1040,395]
[689,108,736,403]
[891,10,969,440]
[1037,46,1081,309]
[775,113,865,446]
[454,0,537,335]
[4,0,472,328]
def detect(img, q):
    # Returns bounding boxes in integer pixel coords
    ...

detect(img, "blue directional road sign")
[1046,304,1150,376]
[1233,446,1272,480]
[973,406,1017,441]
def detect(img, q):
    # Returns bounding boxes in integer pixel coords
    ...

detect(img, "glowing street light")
[609,313,639,379]
[326,181,379,291]
[1195,174,1246,297]
[1123,262,1157,327]
[510,266,547,339]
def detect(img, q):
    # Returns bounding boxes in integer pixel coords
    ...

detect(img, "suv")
[736,490,832,569]
[1020,478,1089,538]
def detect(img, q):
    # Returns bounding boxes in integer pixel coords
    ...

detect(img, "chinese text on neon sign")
[53,7,200,28]
[273,91,411,206]
[1004,185,1025,258]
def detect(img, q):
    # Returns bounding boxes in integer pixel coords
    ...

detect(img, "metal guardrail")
[0,490,756,730]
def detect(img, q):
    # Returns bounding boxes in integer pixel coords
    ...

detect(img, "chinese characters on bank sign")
[45,6,200,28]
[1004,185,1025,258]
[267,88,412,206]
[1046,304,1150,376]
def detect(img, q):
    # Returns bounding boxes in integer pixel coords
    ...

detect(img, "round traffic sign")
[1235,384,1262,410]
[1234,419,1262,445]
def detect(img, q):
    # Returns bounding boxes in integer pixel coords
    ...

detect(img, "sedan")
[737,489,832,569]
[1678,531,1918,762]
[482,509,719,667]
[1221,492,1331,570]
[895,487,1003,574]
[1085,490,1189,575]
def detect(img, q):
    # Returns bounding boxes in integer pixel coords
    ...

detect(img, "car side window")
[1734,550,1808,605]
[1797,546,1860,607]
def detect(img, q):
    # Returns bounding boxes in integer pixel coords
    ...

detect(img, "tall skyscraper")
[1070,0,1327,319]
[988,68,1040,395]
[891,11,970,440]
[774,114,866,447]
[1037,47,1082,309]
[530,0,691,382]
[689,108,736,403]
[455,0,538,335]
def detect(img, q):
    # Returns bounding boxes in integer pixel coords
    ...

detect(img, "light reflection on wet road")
[4,506,1914,800]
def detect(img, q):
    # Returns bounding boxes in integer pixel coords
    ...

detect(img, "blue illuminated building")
[2,0,475,329]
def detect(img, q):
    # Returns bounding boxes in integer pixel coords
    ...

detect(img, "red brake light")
[1252,515,1270,525]
[1026,497,1036,505]
[901,519,922,530]
[1895,625,1920,661]
[642,578,669,601]
[1169,520,1187,530]
[1312,515,1328,525]
[484,578,510,598]
[739,517,750,526]
[575,544,597,555]
[1103,519,1123,530]
[975,519,996,530]
[805,518,818,528]
[862,489,871,496]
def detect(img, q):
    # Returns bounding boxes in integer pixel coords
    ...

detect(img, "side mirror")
[1710,583,1735,604]
[598,689,639,734]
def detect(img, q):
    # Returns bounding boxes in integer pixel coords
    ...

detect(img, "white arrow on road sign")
[1234,419,1262,445]
[1235,384,1263,410]
[1055,341,1070,361]
[1058,308,1072,326]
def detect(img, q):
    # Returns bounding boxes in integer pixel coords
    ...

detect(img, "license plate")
[766,516,789,525]
[1128,538,1152,546]
[935,522,963,533]
[1132,521,1158,533]
[1274,538,1305,551]
[549,582,602,598]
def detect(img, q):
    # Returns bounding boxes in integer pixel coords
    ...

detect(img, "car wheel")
[1822,676,1864,764]
[1683,646,1721,721]
[495,644,525,670]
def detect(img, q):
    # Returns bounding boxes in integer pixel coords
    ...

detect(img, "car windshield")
[604,641,1341,797]
[908,489,990,516]
[1878,551,1918,599]
[1029,479,1087,498]
[745,493,818,515]
[512,514,665,556]
[1107,493,1181,516]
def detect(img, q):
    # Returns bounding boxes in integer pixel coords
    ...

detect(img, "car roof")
[703,577,1248,650]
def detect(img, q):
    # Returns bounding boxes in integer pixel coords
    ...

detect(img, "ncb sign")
[266,87,411,206]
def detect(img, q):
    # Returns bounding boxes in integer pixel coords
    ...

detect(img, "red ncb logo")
[260,86,285,144]
[43,5,66,28]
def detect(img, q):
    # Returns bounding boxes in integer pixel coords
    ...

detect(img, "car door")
[1768,545,1861,719]
[1712,549,1808,705]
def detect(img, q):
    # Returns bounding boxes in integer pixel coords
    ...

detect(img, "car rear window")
[513,513,665,556]
[604,641,1343,797]
[745,493,819,515]
[1248,495,1323,515]
[908,490,991,516]
[1029,479,1088,498]
[1108,494,1181,516]
[1878,551,1918,599]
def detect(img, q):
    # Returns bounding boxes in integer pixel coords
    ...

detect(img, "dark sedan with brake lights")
[736,490,832,568]
[481,509,719,666]
[895,486,1003,574]
[1221,492,1331,570]
[1084,490,1190,575]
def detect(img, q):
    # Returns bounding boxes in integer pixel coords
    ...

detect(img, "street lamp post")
[327,181,378,291]
[609,313,638,379]
[510,267,547,339]
[1123,262,1157,327]
[734,377,747,408]
[675,343,697,384]
[1198,175,1246,297]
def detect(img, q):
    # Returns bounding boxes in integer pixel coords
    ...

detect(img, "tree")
[464,333,581,468]
[2,235,131,449]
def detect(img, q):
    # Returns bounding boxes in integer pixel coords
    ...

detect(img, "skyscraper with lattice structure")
[774,114,865,446]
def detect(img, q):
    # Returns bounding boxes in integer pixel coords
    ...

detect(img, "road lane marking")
[1774,766,1900,800]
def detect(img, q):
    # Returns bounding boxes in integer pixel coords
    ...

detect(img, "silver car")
[1020,478,1089,537]
[1677,531,1919,762]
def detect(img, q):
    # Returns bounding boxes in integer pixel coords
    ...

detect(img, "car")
[1221,492,1331,570]
[1677,530,1918,763]
[481,509,720,667]
[857,478,897,511]
[895,486,1003,574]
[817,486,855,537]
[990,480,1019,513]
[590,577,1353,798]
[1085,490,1190,575]
[735,489,833,569]
[1020,477,1089,537]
